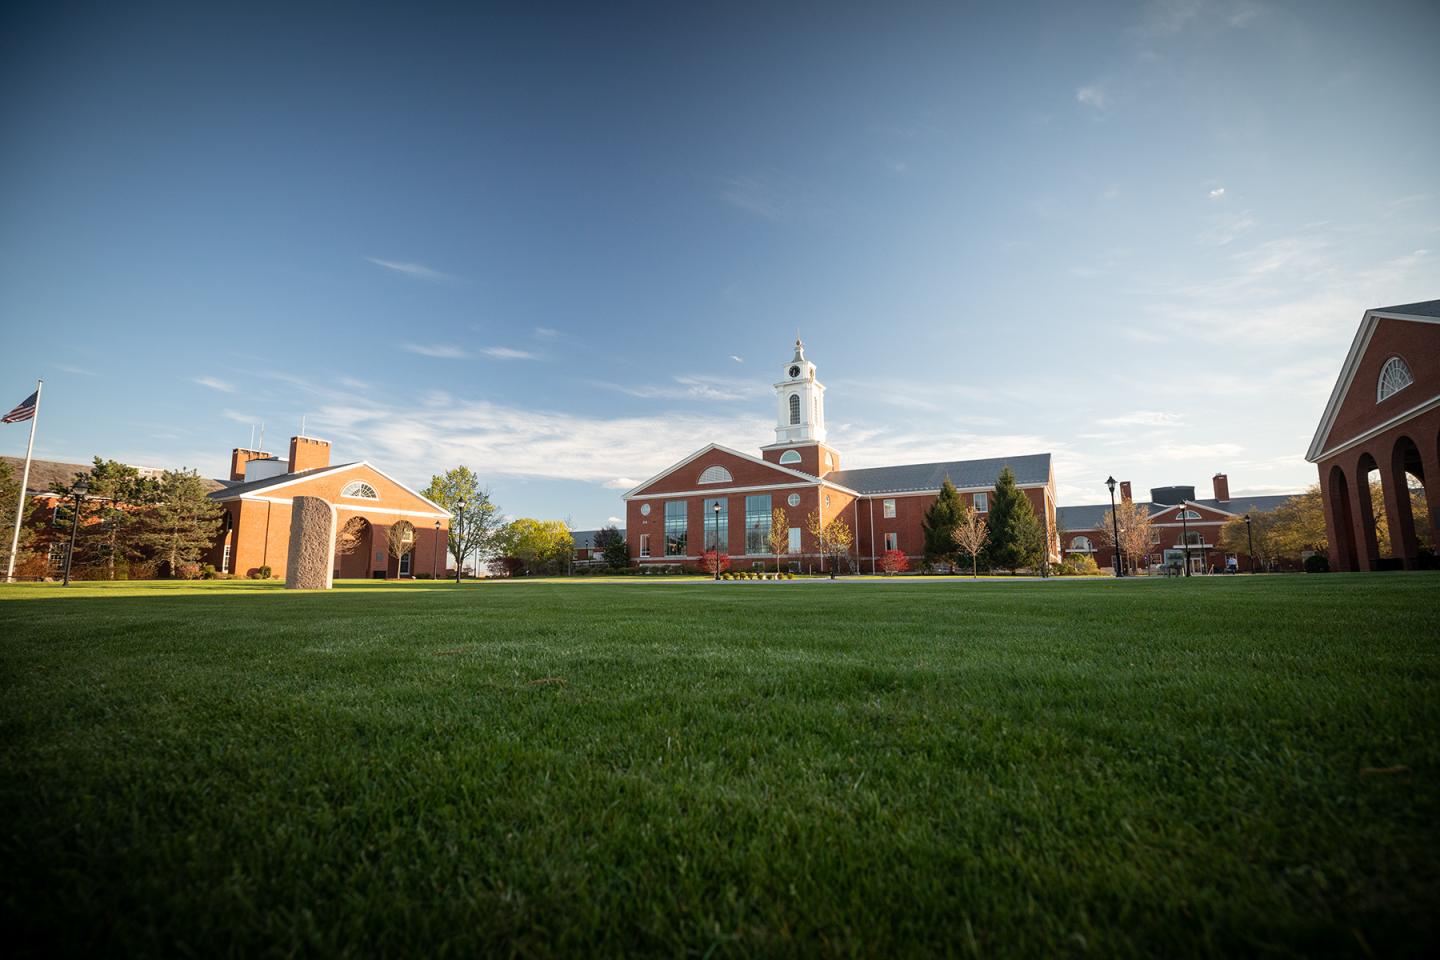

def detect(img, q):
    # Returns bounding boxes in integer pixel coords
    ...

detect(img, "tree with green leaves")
[986,466,1045,574]
[594,525,629,569]
[921,477,965,568]
[52,458,156,580]
[0,458,34,575]
[136,469,225,575]
[496,518,573,575]
[422,467,502,579]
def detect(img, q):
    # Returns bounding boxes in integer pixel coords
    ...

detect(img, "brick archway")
[1353,451,1383,568]
[335,516,373,579]
[1327,465,1358,571]
[1386,436,1424,568]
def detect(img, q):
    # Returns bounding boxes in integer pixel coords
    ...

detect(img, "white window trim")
[698,465,734,484]
[778,450,803,465]
[882,498,896,519]
[973,492,989,513]
[1376,356,1415,402]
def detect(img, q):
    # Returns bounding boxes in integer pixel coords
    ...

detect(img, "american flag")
[3,390,37,423]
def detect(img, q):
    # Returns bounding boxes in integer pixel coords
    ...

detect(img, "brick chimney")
[1120,481,1132,502]
[288,436,331,474]
[229,448,271,482]
[1212,473,1230,502]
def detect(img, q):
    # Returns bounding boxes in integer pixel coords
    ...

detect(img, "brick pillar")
[1382,444,1420,570]
[1319,463,1351,571]
[1417,434,1440,554]
[1351,454,1380,571]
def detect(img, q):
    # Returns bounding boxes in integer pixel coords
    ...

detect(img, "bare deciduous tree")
[805,511,853,578]
[387,520,416,572]
[952,510,988,578]
[1096,499,1154,575]
[767,507,789,574]
[337,516,367,557]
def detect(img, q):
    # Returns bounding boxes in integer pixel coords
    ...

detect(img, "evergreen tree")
[137,469,224,574]
[921,477,966,567]
[0,457,34,573]
[54,458,155,579]
[594,525,629,569]
[986,466,1045,573]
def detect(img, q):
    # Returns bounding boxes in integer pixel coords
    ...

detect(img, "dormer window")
[698,465,733,484]
[788,393,800,424]
[1377,357,1414,402]
[341,481,378,499]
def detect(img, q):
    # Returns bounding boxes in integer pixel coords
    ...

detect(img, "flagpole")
[6,379,41,583]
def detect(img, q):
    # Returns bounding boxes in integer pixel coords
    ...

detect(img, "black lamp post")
[62,475,89,586]
[1105,476,1121,577]
[1181,505,1191,578]
[712,501,721,581]
[454,497,466,585]
[1245,514,1254,575]
[432,520,441,580]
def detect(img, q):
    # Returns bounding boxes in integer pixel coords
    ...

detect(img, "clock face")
[788,365,801,378]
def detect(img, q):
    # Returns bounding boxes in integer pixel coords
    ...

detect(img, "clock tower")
[761,339,842,475]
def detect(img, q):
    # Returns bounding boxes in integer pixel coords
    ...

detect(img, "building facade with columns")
[623,341,1059,571]
[1307,299,1440,571]
[207,436,451,579]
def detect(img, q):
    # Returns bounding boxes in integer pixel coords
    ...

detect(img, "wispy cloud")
[404,343,469,359]
[729,355,744,364]
[1076,85,1110,110]
[720,175,789,221]
[1100,410,1183,427]
[193,376,235,393]
[365,257,448,281]
[1209,187,1226,199]
[533,327,560,340]
[1197,209,1257,246]
[55,364,96,376]
[481,347,539,360]
[592,374,767,403]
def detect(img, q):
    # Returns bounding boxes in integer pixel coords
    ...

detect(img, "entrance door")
[399,551,412,576]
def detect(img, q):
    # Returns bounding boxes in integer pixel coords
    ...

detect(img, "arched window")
[341,481,378,499]
[1070,536,1093,552]
[1176,509,1200,520]
[778,450,802,465]
[788,393,800,424]
[1377,357,1414,402]
[698,465,732,484]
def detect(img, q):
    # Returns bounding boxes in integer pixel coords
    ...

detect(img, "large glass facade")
[703,498,728,551]
[745,495,771,554]
[664,501,688,556]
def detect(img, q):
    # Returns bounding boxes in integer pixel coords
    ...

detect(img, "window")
[341,481,378,499]
[1377,356,1414,402]
[787,493,801,507]
[399,552,411,575]
[1180,531,1203,546]
[640,534,651,558]
[1150,530,1160,544]
[788,527,802,553]
[640,503,651,516]
[882,498,896,519]
[883,532,898,552]
[788,393,800,424]
[1176,509,1200,520]
[778,450,802,465]
[698,465,732,484]
[973,492,988,513]
[48,542,68,571]
[1070,535,1092,552]
[825,452,833,468]
[222,543,231,573]
[664,502,687,556]
[703,498,728,551]
[745,495,771,554]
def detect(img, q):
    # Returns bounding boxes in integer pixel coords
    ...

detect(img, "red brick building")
[1307,299,1440,570]
[1057,474,1297,575]
[623,341,1059,572]
[208,436,451,578]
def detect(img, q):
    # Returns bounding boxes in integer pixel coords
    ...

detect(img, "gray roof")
[572,528,624,550]
[826,453,1051,495]
[1375,299,1440,318]
[1058,493,1298,531]
[207,463,361,500]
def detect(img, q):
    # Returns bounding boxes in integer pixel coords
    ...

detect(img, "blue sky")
[2,0,1437,526]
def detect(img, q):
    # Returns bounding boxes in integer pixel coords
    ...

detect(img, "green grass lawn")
[2,575,1437,957]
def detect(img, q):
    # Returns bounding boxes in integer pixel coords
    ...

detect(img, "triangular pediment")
[623,444,822,499]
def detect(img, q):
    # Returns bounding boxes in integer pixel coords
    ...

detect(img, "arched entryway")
[1354,452,1385,568]
[1328,465,1358,571]
[336,516,373,579]
[1386,435,1428,567]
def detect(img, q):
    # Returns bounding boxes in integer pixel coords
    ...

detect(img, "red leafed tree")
[700,549,730,575]
[879,549,909,575]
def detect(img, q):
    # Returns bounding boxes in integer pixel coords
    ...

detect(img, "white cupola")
[774,339,827,445]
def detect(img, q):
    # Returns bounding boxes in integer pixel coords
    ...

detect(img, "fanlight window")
[1071,536,1093,552]
[1176,509,1201,520]
[1376,357,1414,402]
[698,465,733,484]
[788,393,800,424]
[341,481,378,499]
[778,450,802,465]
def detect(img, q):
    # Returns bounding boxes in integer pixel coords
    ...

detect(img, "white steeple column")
[774,339,827,445]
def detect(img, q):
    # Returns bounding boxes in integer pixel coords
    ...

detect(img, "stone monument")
[285,495,336,590]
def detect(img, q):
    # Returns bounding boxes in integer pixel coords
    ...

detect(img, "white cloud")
[1076,85,1110,110]
[1209,187,1226,199]
[533,327,560,340]
[1099,410,1184,427]
[193,376,235,393]
[729,355,744,364]
[365,257,447,280]
[605,478,640,490]
[481,347,539,360]
[1196,209,1256,246]
[55,364,96,376]
[220,409,260,425]
[592,374,768,403]
[404,343,469,359]
[606,516,622,525]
